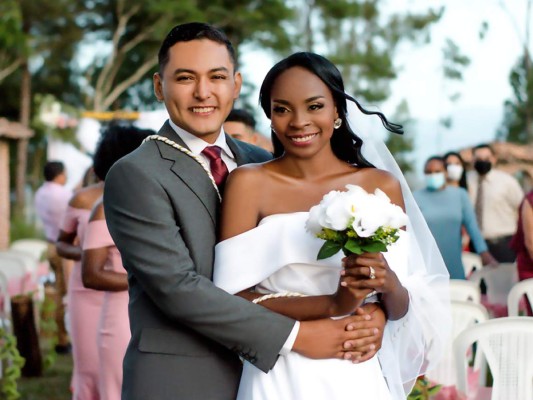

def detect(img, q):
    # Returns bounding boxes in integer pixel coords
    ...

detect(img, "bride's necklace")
[143,135,221,201]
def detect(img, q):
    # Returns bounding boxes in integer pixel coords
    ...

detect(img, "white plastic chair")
[0,250,39,282]
[462,251,483,277]
[426,300,489,386]
[10,238,48,262]
[0,256,27,315]
[507,278,533,317]
[450,279,481,303]
[454,316,533,400]
[469,263,518,305]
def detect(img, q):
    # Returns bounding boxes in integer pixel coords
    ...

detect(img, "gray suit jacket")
[104,121,295,400]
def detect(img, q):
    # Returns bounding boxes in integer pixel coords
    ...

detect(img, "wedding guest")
[81,125,152,400]
[510,189,533,315]
[56,123,148,399]
[224,108,274,152]
[224,108,258,144]
[414,156,497,279]
[444,151,472,251]
[34,161,72,352]
[467,143,524,262]
[444,151,468,190]
[214,52,451,399]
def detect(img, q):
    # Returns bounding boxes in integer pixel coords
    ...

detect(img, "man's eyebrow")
[173,67,230,75]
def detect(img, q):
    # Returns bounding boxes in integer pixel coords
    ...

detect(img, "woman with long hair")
[213,52,450,399]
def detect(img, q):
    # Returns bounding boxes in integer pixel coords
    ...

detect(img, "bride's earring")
[334,118,342,129]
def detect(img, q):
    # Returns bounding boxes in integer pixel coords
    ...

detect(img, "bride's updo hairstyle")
[259,52,403,167]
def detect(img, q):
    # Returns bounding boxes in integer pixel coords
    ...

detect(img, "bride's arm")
[342,170,410,320]
[220,166,371,320]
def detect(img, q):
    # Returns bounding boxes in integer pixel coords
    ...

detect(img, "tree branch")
[93,2,141,110]
[0,57,23,83]
[101,55,157,110]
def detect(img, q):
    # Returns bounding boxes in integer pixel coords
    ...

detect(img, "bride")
[214,52,450,399]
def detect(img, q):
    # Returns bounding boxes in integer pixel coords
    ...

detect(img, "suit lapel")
[156,121,218,225]
[226,134,251,166]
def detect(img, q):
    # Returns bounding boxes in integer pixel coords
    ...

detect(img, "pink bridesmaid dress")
[83,219,130,400]
[62,206,105,400]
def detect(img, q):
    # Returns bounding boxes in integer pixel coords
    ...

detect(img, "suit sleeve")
[104,157,295,372]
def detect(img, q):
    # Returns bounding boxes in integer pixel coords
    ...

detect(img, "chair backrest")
[507,279,533,317]
[0,257,27,316]
[10,239,48,262]
[426,300,489,386]
[461,251,482,277]
[454,316,533,400]
[450,279,481,303]
[469,263,518,305]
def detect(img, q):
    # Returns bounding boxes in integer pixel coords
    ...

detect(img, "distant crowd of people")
[414,144,532,314]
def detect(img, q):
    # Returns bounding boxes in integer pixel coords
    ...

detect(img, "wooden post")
[0,139,9,250]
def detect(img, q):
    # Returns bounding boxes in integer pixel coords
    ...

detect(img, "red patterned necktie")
[202,146,229,188]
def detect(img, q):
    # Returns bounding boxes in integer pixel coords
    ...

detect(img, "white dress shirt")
[467,169,524,239]
[167,120,300,354]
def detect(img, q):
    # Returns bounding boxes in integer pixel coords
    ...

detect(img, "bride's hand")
[340,252,402,295]
[330,282,372,317]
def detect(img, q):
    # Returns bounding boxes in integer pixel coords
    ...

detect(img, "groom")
[104,22,384,399]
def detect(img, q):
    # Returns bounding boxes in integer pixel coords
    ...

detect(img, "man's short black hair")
[158,22,237,74]
[43,161,65,181]
[225,109,256,130]
[472,143,494,155]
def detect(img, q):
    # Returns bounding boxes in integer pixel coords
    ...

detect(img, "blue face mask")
[425,172,446,191]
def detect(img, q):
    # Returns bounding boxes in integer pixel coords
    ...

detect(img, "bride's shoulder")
[354,167,403,205]
[356,167,399,186]
[226,162,267,187]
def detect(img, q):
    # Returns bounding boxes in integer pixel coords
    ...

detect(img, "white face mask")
[446,164,463,182]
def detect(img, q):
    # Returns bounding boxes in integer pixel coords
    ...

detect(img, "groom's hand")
[292,315,381,361]
[343,305,385,362]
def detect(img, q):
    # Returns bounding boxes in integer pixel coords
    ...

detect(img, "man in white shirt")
[467,143,524,262]
[34,161,72,351]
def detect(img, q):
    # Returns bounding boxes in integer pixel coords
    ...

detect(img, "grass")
[17,352,72,400]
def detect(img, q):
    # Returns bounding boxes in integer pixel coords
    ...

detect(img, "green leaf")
[428,384,442,395]
[361,241,388,253]
[344,238,363,255]
[317,241,342,260]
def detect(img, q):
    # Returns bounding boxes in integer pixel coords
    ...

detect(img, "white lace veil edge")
[345,100,451,394]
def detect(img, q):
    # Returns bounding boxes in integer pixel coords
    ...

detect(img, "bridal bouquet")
[306,184,408,260]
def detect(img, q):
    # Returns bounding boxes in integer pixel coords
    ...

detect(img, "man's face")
[473,147,496,164]
[153,39,242,143]
[223,121,256,144]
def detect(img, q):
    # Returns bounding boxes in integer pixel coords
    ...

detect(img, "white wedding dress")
[214,212,415,400]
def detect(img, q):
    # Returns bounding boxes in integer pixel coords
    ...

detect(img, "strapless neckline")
[258,211,309,226]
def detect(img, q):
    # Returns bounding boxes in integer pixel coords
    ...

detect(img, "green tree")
[291,0,443,102]
[497,53,533,143]
[80,0,293,111]
[496,0,532,143]
[385,99,415,174]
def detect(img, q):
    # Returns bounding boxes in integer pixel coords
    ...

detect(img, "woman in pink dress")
[57,182,105,399]
[82,203,128,400]
[80,124,152,400]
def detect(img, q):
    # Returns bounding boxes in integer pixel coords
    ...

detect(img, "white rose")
[323,191,353,230]
[306,204,324,234]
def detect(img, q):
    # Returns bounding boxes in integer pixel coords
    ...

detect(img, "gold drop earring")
[334,118,342,129]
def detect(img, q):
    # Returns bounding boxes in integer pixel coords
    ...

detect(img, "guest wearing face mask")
[414,156,497,279]
[444,151,468,190]
[467,143,524,262]
[445,151,473,251]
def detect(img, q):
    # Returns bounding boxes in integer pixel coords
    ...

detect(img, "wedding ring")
[369,266,376,280]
